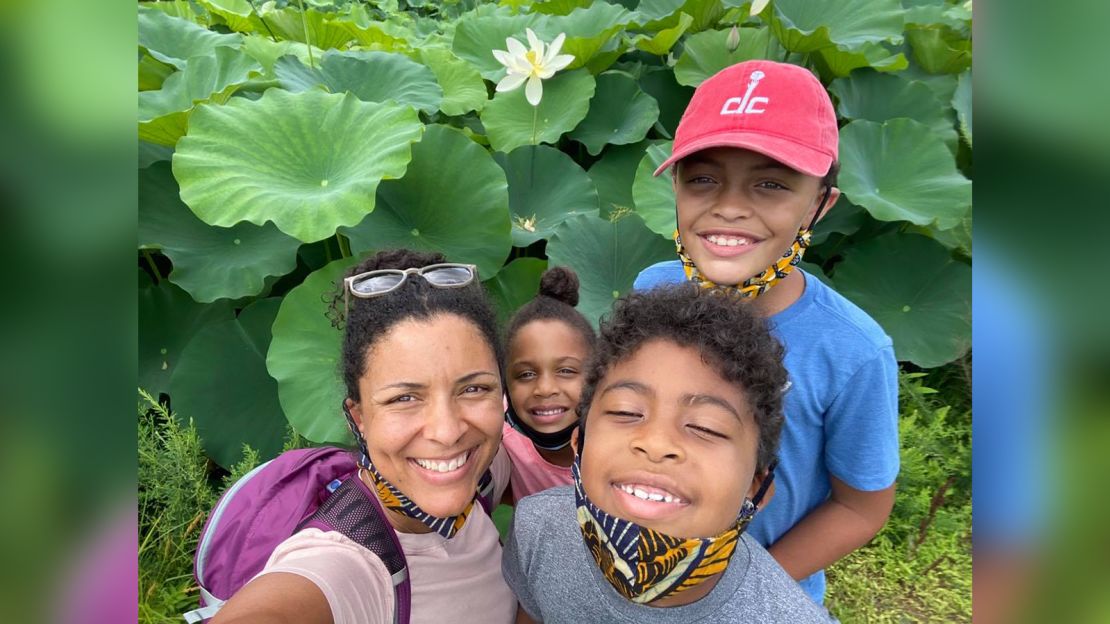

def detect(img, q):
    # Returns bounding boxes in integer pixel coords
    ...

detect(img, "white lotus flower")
[492,28,575,106]
[750,0,770,15]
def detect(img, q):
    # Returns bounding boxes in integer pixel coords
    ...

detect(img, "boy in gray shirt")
[502,284,830,622]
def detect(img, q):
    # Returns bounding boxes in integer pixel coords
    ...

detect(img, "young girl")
[501,267,596,503]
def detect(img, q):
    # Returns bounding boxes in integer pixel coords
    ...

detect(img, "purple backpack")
[184,446,495,623]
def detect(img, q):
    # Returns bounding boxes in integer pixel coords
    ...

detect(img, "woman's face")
[347,314,504,519]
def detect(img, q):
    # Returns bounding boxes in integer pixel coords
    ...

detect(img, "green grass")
[826,372,972,623]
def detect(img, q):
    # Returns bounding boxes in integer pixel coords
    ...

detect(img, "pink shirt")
[501,423,573,502]
[257,449,515,624]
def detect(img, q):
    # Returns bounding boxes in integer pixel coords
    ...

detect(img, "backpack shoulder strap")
[299,476,411,624]
[476,469,496,516]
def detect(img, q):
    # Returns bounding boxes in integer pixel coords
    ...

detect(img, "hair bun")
[347,248,446,277]
[538,266,580,307]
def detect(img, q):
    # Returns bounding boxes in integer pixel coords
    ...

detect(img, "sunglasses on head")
[343,263,479,317]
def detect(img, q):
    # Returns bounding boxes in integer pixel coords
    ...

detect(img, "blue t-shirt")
[634,261,900,604]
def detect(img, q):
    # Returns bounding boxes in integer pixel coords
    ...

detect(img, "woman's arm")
[211,572,332,624]
[766,477,895,580]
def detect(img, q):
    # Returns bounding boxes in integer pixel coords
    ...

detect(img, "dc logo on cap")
[720,70,768,116]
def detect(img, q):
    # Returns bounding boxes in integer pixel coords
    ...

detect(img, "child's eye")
[557,368,579,376]
[688,424,728,439]
[756,180,788,191]
[515,371,536,381]
[605,410,642,420]
[685,175,716,185]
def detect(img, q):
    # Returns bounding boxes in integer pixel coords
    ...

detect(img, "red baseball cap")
[654,60,838,178]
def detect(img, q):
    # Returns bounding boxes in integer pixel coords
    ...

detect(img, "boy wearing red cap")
[635,60,899,605]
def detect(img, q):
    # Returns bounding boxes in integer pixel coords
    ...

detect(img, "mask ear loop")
[751,459,778,509]
[342,401,371,468]
[806,186,833,233]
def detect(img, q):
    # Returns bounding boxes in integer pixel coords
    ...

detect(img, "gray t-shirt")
[503,486,831,623]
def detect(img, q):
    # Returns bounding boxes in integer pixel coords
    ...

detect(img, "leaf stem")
[142,249,162,284]
[324,238,334,263]
[531,105,538,145]
[336,233,352,258]
[245,0,278,42]
[296,0,315,68]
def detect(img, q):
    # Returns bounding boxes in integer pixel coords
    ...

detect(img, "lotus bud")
[726,25,741,52]
[750,0,770,16]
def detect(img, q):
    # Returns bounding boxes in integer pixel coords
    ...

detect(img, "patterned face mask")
[573,457,773,604]
[343,403,489,539]
[674,187,830,298]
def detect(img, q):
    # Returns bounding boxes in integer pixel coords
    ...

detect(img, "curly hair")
[329,249,503,402]
[506,266,595,353]
[577,283,787,471]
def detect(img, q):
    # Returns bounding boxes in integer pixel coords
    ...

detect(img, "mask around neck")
[572,457,775,604]
[505,403,577,451]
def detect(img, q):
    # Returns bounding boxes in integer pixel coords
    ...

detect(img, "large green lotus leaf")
[138,7,242,70]
[138,47,262,146]
[634,0,687,23]
[631,141,677,237]
[909,211,972,257]
[547,213,675,325]
[173,89,424,243]
[275,50,443,115]
[906,24,972,74]
[674,27,772,87]
[139,141,173,169]
[829,70,957,149]
[483,257,548,324]
[419,48,488,116]
[769,0,904,53]
[569,72,659,156]
[589,140,666,217]
[452,9,544,81]
[831,233,970,368]
[839,119,971,229]
[197,0,257,33]
[257,6,356,50]
[815,41,908,78]
[139,162,300,302]
[633,13,692,56]
[482,69,596,153]
[240,35,320,73]
[530,0,592,15]
[901,61,959,103]
[139,53,175,91]
[809,198,868,246]
[170,298,287,468]
[640,0,725,33]
[341,16,414,52]
[953,70,972,147]
[639,67,694,136]
[267,257,357,443]
[537,3,634,69]
[138,281,234,397]
[493,145,599,247]
[341,125,511,278]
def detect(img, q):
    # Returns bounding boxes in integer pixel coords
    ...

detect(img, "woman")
[213,249,515,624]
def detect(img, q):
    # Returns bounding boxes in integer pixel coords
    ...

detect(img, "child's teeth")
[620,483,682,504]
[707,235,750,246]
